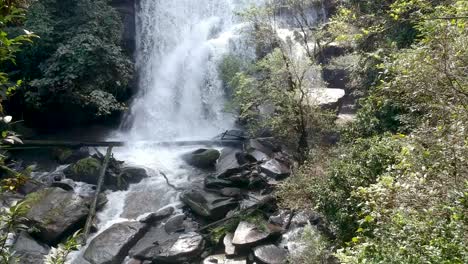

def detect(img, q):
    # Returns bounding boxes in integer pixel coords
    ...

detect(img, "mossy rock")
[182,148,221,169]
[51,147,90,164]
[22,187,91,244]
[64,157,101,184]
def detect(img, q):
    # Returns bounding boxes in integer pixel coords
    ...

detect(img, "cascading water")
[124,0,259,140]
[71,1,258,262]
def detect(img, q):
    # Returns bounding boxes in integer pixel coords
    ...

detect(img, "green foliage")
[278,1,468,263]
[227,48,335,160]
[0,201,30,263]
[208,218,239,244]
[336,126,467,263]
[44,230,81,264]
[0,1,35,96]
[16,0,133,118]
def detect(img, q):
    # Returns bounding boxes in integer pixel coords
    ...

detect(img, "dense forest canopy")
[3,0,134,129]
[0,0,466,263]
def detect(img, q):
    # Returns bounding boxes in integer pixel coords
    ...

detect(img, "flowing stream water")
[72,1,259,262]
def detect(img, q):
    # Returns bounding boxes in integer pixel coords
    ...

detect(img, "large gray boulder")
[130,224,205,263]
[23,187,92,244]
[216,148,245,178]
[260,159,291,180]
[182,148,221,169]
[244,138,280,162]
[232,221,270,247]
[83,221,148,264]
[253,244,288,264]
[12,232,50,264]
[180,189,238,220]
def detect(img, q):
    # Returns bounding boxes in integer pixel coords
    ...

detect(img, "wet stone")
[139,206,175,224]
[232,221,270,247]
[84,221,148,264]
[253,244,288,264]
[223,233,236,256]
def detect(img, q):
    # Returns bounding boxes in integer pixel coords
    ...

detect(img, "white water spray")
[123,0,259,140]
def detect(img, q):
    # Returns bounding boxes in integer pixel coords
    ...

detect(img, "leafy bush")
[14,0,133,121]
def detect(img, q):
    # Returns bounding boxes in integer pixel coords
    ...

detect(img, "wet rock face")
[12,232,50,264]
[180,188,239,220]
[111,0,136,55]
[182,148,221,169]
[130,224,205,263]
[84,221,148,264]
[106,166,149,191]
[253,244,288,264]
[23,187,92,244]
[216,148,245,178]
[232,221,271,247]
[139,207,174,224]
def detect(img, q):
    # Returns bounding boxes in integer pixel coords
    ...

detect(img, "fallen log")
[0,139,244,149]
[82,146,113,243]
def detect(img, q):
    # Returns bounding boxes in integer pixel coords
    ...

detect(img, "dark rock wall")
[112,0,137,57]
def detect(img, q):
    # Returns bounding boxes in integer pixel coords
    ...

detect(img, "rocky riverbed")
[1,131,333,264]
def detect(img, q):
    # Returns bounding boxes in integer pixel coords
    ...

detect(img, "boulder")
[23,187,92,244]
[164,214,186,233]
[244,138,280,162]
[138,207,174,224]
[106,166,149,191]
[183,149,221,169]
[204,176,237,189]
[308,88,345,109]
[130,225,205,263]
[12,232,50,264]
[223,233,236,256]
[203,254,247,264]
[269,210,293,229]
[220,187,242,198]
[218,172,250,187]
[232,221,270,247]
[181,189,239,220]
[216,148,245,178]
[260,159,291,180]
[83,221,148,264]
[18,179,45,195]
[253,244,288,264]
[64,157,101,184]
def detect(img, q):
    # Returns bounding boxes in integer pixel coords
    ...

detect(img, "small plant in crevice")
[44,230,82,264]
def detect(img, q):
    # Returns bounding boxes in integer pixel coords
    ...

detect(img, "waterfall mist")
[122,0,258,141]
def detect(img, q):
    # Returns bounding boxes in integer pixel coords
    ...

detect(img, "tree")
[12,0,133,123]
[226,1,335,161]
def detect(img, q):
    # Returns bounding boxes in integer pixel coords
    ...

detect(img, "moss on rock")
[64,157,101,184]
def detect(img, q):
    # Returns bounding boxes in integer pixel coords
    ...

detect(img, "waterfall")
[122,0,257,140]
[70,1,259,262]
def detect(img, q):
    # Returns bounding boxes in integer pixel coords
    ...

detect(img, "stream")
[71,0,259,262]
